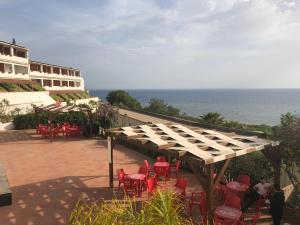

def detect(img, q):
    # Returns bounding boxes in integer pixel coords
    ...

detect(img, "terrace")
[0,130,203,225]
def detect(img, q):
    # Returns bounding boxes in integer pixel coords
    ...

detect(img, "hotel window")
[76,82,81,87]
[53,80,61,86]
[62,81,68,87]
[69,81,75,87]
[30,64,41,72]
[61,68,68,75]
[13,48,27,58]
[75,71,80,77]
[15,65,28,74]
[53,67,60,74]
[43,80,52,87]
[0,63,4,73]
[43,65,51,74]
[0,45,11,56]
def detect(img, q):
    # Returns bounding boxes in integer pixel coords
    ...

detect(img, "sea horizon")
[90,88,300,126]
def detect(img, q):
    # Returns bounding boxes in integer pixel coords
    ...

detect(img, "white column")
[11,64,15,74]
[41,65,43,73]
[10,47,14,56]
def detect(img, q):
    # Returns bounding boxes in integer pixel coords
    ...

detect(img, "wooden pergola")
[106,122,280,224]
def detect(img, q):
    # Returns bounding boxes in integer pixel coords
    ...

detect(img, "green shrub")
[225,151,273,185]
[69,190,192,225]
[13,111,88,130]
[19,84,32,91]
[50,94,63,102]
[31,82,45,91]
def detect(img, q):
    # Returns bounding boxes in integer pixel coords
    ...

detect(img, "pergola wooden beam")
[214,159,231,188]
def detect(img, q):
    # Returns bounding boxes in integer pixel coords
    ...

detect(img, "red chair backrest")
[175,178,188,190]
[154,166,168,177]
[237,174,250,186]
[156,156,167,162]
[224,192,241,209]
[138,166,148,175]
[147,177,157,192]
[117,169,125,182]
[144,160,150,169]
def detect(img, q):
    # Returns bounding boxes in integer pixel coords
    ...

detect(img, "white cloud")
[0,0,299,88]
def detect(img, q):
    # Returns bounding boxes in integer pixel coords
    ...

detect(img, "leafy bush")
[13,111,87,129]
[30,82,45,91]
[107,90,142,109]
[69,190,192,225]
[226,152,273,185]
[144,98,181,117]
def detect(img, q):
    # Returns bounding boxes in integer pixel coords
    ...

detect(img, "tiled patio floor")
[0,130,204,225]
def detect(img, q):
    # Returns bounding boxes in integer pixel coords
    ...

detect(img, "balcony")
[0,44,28,64]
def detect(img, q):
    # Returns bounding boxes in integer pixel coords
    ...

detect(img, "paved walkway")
[118,108,172,124]
[0,130,202,225]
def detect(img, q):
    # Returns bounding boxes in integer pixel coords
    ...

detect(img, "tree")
[144,98,181,117]
[106,90,142,109]
[274,113,300,194]
[199,112,224,125]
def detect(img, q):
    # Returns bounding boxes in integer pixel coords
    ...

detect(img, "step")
[0,163,12,206]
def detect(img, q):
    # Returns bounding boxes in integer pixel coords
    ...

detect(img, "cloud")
[0,0,299,88]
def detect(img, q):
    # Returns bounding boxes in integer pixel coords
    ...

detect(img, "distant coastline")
[90,89,300,125]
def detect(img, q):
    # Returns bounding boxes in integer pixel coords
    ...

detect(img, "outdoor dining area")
[107,123,281,224]
[36,123,82,138]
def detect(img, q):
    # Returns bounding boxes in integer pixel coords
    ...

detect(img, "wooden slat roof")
[108,123,279,165]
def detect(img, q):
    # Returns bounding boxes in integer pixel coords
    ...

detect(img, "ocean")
[89,89,300,126]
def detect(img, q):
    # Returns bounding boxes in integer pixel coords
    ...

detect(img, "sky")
[0,0,300,89]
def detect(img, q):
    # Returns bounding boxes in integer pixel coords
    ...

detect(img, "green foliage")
[144,98,181,117]
[273,113,300,193]
[226,152,273,185]
[0,83,24,92]
[106,90,142,109]
[96,103,118,129]
[13,111,87,129]
[30,82,45,91]
[0,99,12,123]
[199,112,224,125]
[50,94,63,102]
[69,190,192,225]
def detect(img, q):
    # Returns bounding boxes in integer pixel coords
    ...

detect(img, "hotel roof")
[0,40,28,50]
[30,60,80,71]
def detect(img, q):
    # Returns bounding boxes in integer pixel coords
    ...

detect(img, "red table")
[226,181,249,201]
[126,173,146,196]
[215,205,242,223]
[154,162,170,168]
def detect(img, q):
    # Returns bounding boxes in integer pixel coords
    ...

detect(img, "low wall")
[0,91,56,114]
[0,122,14,131]
[72,97,99,105]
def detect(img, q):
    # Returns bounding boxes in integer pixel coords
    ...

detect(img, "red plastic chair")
[169,160,181,178]
[123,177,137,196]
[214,216,236,225]
[189,191,206,222]
[237,175,250,186]
[242,213,261,225]
[224,191,241,209]
[156,156,167,162]
[144,160,153,173]
[174,177,188,197]
[154,166,169,183]
[146,177,158,199]
[117,169,126,191]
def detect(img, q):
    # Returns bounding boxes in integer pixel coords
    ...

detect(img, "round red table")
[215,205,242,222]
[154,162,170,168]
[126,173,146,196]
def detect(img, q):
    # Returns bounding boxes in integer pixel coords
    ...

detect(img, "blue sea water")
[89,89,300,125]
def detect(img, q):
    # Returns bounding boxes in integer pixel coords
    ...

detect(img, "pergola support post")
[107,135,114,188]
[205,164,215,225]
[214,159,231,188]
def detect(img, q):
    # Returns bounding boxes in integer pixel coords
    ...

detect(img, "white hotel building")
[0,40,84,92]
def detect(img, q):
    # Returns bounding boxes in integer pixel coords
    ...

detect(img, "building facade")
[0,40,84,91]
